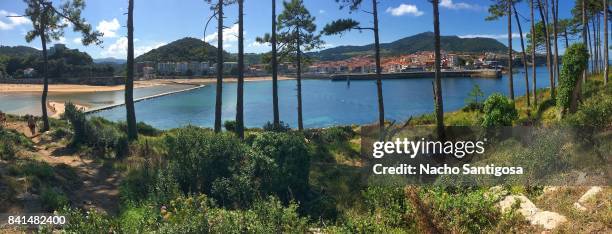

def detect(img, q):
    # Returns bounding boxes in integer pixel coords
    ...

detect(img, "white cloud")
[459,33,522,39]
[72,37,82,44]
[0,10,31,30]
[96,18,121,38]
[101,37,166,57]
[440,0,481,11]
[204,23,240,43]
[54,36,66,44]
[386,4,424,17]
[318,9,326,14]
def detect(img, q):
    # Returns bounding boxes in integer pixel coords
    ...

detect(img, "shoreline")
[0,76,296,93]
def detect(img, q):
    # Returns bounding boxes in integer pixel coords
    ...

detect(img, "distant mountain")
[0,45,40,58]
[94,57,126,64]
[136,37,229,62]
[309,32,509,61]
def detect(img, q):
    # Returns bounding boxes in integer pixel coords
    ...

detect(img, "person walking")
[27,115,36,136]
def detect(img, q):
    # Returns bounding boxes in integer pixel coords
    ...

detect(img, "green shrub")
[557,43,589,113]
[0,128,33,159]
[64,103,127,158]
[165,126,249,195]
[262,121,291,132]
[59,207,118,233]
[40,187,69,212]
[118,121,161,136]
[564,92,612,128]
[223,120,237,132]
[252,131,311,202]
[482,93,518,127]
[321,126,354,143]
[424,188,500,233]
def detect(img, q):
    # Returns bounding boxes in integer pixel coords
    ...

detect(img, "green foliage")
[320,126,355,144]
[464,84,485,111]
[223,120,237,133]
[322,19,360,36]
[482,93,518,127]
[64,103,127,158]
[564,90,612,128]
[252,131,311,202]
[40,186,69,212]
[136,37,229,63]
[424,188,500,233]
[60,207,118,233]
[118,121,161,136]
[262,121,291,132]
[0,128,33,159]
[558,43,589,112]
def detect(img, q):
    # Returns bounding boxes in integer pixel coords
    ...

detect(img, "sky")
[0,0,580,59]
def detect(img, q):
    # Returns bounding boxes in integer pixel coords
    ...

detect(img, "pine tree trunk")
[605,0,609,85]
[236,0,244,138]
[552,0,560,91]
[514,3,530,107]
[296,29,303,131]
[40,15,49,132]
[537,0,555,99]
[433,0,444,140]
[271,0,280,128]
[583,0,588,83]
[508,0,514,101]
[372,0,385,139]
[214,0,223,133]
[531,0,538,106]
[126,0,137,140]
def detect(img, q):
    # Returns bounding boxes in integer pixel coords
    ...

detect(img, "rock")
[530,211,567,230]
[577,186,602,204]
[573,186,603,212]
[498,195,539,217]
[498,195,567,230]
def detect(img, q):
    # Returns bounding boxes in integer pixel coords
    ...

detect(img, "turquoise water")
[0,84,194,116]
[91,67,554,129]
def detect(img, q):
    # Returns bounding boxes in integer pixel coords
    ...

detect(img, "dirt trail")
[5,121,121,214]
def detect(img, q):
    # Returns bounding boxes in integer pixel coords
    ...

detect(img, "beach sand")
[0,76,295,93]
[48,101,88,119]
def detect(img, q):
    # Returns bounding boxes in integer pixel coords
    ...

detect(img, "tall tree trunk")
[40,11,49,132]
[588,17,594,74]
[372,0,385,139]
[564,27,569,48]
[531,0,538,106]
[433,0,444,140]
[593,16,599,73]
[214,1,223,133]
[552,0,559,91]
[583,0,589,82]
[583,0,588,82]
[508,0,514,101]
[236,0,244,138]
[537,0,555,98]
[514,3,530,107]
[271,0,280,128]
[296,29,303,131]
[605,0,609,85]
[126,0,137,140]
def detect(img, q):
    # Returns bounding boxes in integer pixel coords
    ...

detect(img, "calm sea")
[86,66,554,129]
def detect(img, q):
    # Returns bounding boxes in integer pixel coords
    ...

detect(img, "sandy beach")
[0,76,295,93]
[48,101,89,118]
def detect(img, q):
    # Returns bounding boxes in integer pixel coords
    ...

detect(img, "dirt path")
[5,121,121,214]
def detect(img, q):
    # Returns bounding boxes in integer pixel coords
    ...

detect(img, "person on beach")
[27,115,36,136]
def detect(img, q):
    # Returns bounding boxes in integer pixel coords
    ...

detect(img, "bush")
[40,187,69,212]
[223,120,237,133]
[482,93,518,127]
[262,121,291,132]
[424,188,500,233]
[64,102,127,158]
[60,207,118,233]
[118,121,161,136]
[0,128,33,159]
[321,126,354,143]
[557,43,589,113]
[165,126,250,195]
[252,132,310,202]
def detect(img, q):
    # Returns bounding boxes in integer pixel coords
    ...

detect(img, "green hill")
[0,45,40,58]
[136,37,229,62]
[310,32,509,61]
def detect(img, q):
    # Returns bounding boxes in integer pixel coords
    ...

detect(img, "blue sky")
[0,0,579,59]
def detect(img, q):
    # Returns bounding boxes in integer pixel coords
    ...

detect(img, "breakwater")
[330,69,501,81]
[85,84,205,114]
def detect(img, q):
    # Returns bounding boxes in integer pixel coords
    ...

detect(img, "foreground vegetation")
[0,73,610,233]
